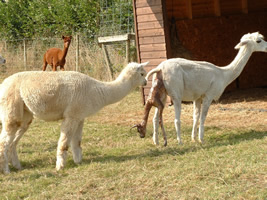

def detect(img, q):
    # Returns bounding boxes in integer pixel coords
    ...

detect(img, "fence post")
[102,44,113,80]
[23,38,27,69]
[76,34,79,71]
[126,38,130,64]
[4,40,7,50]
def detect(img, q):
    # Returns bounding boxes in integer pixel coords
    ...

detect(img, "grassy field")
[0,88,266,200]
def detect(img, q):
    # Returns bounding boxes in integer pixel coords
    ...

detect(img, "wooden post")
[4,40,7,50]
[126,37,130,63]
[23,39,27,69]
[185,0,192,19]
[76,34,79,71]
[214,0,221,16]
[241,0,248,14]
[102,44,113,80]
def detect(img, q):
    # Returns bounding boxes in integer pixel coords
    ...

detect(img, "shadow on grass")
[19,128,266,171]
[82,129,266,164]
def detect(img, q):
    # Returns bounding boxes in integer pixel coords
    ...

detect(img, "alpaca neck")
[102,76,134,106]
[141,102,153,126]
[223,46,253,87]
[61,45,70,59]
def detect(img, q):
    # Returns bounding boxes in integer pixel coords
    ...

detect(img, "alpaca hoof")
[199,139,205,144]
[153,140,159,146]
[177,140,183,145]
[4,170,10,174]
[192,138,197,143]
[2,167,10,174]
[73,153,82,164]
[163,141,167,147]
[153,137,159,145]
[56,164,64,171]
[56,158,65,171]
[13,162,22,170]
[74,158,82,165]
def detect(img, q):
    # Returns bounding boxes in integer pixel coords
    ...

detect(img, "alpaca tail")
[145,67,162,81]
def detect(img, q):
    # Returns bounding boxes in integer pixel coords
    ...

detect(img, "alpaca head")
[0,54,6,64]
[235,32,267,52]
[62,35,72,48]
[131,123,146,138]
[119,62,149,87]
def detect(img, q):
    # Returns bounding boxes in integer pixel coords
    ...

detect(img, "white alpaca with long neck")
[0,62,148,174]
[146,32,267,145]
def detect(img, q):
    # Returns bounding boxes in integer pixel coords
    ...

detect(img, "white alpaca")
[146,32,267,145]
[0,62,148,174]
[0,54,6,64]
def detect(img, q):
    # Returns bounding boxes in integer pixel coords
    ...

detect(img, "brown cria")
[132,70,169,146]
[42,35,72,71]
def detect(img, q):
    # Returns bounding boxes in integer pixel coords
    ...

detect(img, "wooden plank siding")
[133,0,170,104]
[165,0,267,20]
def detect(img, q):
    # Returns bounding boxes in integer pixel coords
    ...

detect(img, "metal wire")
[98,0,134,37]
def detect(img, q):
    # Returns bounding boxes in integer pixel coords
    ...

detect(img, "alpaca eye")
[256,40,261,43]
[141,73,144,76]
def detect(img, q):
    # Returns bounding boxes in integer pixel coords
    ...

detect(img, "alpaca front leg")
[56,119,79,171]
[173,99,182,144]
[8,133,23,170]
[152,108,160,145]
[71,120,84,164]
[198,98,212,143]
[192,99,201,142]
[0,123,18,174]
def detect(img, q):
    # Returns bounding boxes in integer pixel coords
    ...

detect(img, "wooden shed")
[132,0,267,103]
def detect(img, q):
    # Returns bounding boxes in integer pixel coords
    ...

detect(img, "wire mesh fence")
[98,0,134,37]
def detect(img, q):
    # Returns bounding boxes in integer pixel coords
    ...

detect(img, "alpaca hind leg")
[56,118,79,171]
[158,99,167,146]
[198,98,212,143]
[71,120,84,164]
[60,66,65,71]
[173,98,182,144]
[8,112,33,170]
[0,122,20,174]
[152,108,160,145]
[192,99,201,142]
[159,115,167,147]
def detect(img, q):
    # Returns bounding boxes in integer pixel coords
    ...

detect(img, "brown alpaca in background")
[42,35,72,71]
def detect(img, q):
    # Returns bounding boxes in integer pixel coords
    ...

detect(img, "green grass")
[0,91,266,200]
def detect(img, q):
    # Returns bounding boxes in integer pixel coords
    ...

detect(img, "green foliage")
[0,0,133,40]
[0,0,96,39]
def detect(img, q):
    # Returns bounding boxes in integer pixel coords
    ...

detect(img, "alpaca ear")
[235,40,249,49]
[62,35,65,39]
[140,61,149,68]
